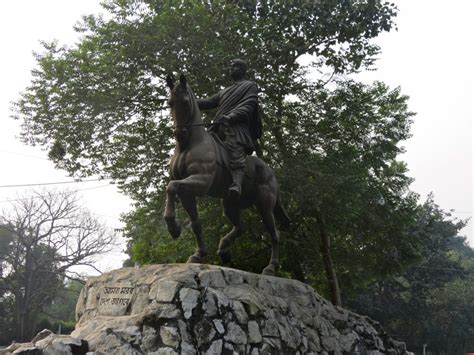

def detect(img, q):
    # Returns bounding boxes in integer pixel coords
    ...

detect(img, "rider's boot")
[228,169,245,200]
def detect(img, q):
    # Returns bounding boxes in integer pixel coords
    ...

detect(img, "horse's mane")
[184,84,201,123]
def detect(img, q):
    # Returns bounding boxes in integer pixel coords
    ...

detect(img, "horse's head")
[166,74,198,145]
[166,74,196,126]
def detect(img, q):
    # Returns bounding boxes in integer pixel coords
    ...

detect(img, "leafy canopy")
[347,197,473,353]
[12,0,432,300]
[13,0,398,202]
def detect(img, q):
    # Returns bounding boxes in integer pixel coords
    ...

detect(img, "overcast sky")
[0,1,472,274]
[355,0,473,244]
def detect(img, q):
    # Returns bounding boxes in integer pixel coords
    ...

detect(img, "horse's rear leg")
[217,199,243,264]
[257,193,280,276]
[180,195,207,263]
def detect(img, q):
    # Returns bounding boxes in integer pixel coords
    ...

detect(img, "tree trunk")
[16,301,26,341]
[290,260,306,283]
[315,209,342,307]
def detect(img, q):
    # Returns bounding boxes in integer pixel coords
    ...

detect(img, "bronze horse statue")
[163,74,289,276]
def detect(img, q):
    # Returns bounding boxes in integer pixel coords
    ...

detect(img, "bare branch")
[0,188,118,339]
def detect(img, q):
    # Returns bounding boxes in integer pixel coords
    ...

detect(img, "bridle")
[172,87,211,131]
[171,87,212,146]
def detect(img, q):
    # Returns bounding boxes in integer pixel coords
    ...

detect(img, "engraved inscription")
[98,285,134,316]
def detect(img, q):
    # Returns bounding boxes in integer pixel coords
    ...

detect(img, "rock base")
[3,264,409,354]
[70,264,407,354]
[1,329,87,355]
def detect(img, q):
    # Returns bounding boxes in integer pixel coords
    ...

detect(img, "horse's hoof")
[187,254,202,264]
[218,249,232,264]
[262,264,277,276]
[168,223,182,240]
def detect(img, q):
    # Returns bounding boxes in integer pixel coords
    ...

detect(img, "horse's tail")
[274,190,291,230]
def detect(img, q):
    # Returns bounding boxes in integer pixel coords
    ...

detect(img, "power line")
[90,211,123,220]
[0,183,113,204]
[0,178,110,189]
[0,150,47,161]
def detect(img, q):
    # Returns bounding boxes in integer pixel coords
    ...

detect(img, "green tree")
[39,279,84,335]
[346,197,473,353]
[13,0,398,201]
[0,190,116,341]
[13,0,423,306]
[42,279,83,324]
[0,228,16,344]
[276,80,419,304]
[0,295,15,345]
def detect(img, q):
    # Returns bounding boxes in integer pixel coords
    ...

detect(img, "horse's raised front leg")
[164,180,182,240]
[180,195,207,263]
[217,198,244,265]
[163,174,212,259]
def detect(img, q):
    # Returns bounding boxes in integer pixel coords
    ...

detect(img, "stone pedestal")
[70,264,407,355]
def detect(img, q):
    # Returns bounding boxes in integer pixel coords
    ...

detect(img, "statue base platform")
[67,263,408,354]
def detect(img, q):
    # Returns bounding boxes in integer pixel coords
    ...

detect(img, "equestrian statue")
[163,59,289,276]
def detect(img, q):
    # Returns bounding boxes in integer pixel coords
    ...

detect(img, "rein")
[175,122,211,128]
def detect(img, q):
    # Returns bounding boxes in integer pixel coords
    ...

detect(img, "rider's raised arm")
[196,93,220,110]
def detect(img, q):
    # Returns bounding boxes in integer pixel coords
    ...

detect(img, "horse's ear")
[179,74,187,88]
[166,74,174,90]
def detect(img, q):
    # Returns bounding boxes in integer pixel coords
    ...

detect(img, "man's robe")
[197,80,258,156]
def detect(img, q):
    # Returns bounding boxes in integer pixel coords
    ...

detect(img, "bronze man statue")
[196,59,258,200]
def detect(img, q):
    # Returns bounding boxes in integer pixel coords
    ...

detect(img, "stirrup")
[228,183,241,200]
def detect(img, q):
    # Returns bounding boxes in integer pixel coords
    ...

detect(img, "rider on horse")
[196,59,259,200]
[165,72,287,275]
